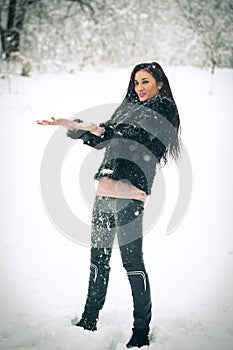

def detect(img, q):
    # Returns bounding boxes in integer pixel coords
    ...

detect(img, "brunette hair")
[122,62,181,164]
[123,62,175,104]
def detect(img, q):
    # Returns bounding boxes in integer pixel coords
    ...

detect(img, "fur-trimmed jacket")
[67,95,178,195]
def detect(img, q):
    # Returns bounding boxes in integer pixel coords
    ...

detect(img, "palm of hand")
[36,117,66,125]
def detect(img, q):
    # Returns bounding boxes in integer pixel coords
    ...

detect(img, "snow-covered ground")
[0,66,233,349]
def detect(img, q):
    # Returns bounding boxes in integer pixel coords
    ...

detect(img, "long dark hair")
[123,62,181,164]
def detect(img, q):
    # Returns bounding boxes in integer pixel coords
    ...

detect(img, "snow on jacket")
[67,95,178,195]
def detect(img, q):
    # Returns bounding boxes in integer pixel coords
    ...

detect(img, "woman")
[37,62,181,348]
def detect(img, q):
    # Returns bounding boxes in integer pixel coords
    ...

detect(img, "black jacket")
[67,95,178,195]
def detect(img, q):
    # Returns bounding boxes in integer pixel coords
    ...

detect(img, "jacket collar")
[138,94,162,107]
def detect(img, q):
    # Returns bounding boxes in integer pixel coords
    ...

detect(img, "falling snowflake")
[143,154,151,162]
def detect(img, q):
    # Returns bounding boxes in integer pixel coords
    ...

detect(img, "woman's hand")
[37,117,72,127]
[36,117,102,134]
[36,117,80,130]
[74,122,103,135]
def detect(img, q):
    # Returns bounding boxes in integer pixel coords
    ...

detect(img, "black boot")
[127,269,152,332]
[119,232,152,347]
[126,328,150,348]
[76,314,98,331]
[125,269,151,347]
[76,248,111,331]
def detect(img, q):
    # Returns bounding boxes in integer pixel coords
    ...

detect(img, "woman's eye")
[134,80,149,86]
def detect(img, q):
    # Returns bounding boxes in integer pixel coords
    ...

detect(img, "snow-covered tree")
[0,0,232,73]
[0,0,97,61]
[176,0,233,73]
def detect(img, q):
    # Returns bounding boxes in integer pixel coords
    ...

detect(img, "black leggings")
[82,196,152,332]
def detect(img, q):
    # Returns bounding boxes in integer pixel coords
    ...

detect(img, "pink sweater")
[96,177,147,203]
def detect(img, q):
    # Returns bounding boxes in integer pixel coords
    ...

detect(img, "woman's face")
[134,70,163,102]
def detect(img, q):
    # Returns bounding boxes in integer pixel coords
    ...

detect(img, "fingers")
[36,117,56,125]
[36,120,51,125]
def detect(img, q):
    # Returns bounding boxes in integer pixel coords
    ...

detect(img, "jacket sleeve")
[66,119,115,150]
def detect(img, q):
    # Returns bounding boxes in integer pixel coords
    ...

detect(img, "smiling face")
[134,70,163,102]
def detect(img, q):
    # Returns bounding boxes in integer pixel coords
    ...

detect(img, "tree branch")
[66,0,95,14]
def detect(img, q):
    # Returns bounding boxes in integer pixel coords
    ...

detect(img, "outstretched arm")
[37,116,116,149]
[36,117,103,136]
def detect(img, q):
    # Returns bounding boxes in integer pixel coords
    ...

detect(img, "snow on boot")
[126,329,150,348]
[75,317,97,331]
